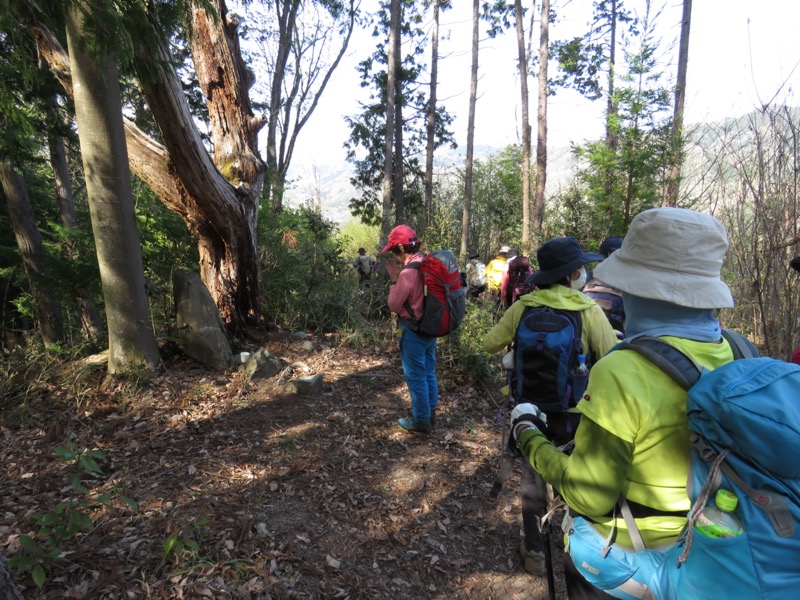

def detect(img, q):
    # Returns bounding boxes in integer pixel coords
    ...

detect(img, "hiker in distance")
[509,208,743,598]
[582,236,626,335]
[465,248,488,299]
[353,247,374,286]
[483,237,618,577]
[382,225,439,434]
[485,245,510,302]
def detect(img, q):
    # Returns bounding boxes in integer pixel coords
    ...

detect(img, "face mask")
[571,266,587,290]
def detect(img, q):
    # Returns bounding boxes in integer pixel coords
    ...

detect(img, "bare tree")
[514,0,532,253]
[698,108,800,358]
[460,0,480,258]
[248,0,357,211]
[64,1,159,373]
[533,0,550,248]
[666,0,692,206]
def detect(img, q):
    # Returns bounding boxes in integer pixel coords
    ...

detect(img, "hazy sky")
[286,0,800,172]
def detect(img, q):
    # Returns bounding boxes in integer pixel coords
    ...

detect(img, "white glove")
[510,403,547,443]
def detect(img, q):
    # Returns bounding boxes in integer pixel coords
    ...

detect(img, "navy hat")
[467,248,479,259]
[599,236,623,258]
[527,237,604,286]
[791,256,800,273]
[507,247,520,259]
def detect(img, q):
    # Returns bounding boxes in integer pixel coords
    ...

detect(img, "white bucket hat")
[593,207,734,309]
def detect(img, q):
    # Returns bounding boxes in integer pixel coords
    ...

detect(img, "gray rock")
[243,348,283,379]
[300,340,316,353]
[287,373,324,396]
[173,270,233,371]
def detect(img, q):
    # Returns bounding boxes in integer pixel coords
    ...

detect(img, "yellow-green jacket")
[483,285,618,358]
[484,256,508,291]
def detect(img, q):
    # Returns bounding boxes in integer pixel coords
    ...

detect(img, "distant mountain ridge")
[284,108,800,224]
[285,143,579,223]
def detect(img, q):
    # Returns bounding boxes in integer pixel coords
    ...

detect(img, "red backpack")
[505,256,533,307]
[402,250,467,337]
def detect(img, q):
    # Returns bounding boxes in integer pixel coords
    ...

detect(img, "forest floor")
[1,327,568,599]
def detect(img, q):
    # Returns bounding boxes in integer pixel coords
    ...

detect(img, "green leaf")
[84,449,107,460]
[120,495,139,510]
[18,534,36,552]
[32,564,46,587]
[184,539,200,551]
[7,555,33,571]
[53,446,75,461]
[163,535,178,557]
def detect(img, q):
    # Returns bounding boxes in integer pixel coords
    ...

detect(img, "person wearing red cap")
[382,225,438,433]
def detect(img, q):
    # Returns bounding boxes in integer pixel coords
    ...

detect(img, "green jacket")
[482,285,618,358]
[518,335,735,549]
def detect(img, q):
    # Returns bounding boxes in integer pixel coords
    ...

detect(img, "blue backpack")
[512,306,585,413]
[623,333,800,599]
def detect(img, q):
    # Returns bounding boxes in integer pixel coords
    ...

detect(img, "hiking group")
[378,208,800,599]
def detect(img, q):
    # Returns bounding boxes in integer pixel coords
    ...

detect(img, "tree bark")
[33,0,267,332]
[533,0,550,248]
[666,0,692,206]
[381,0,400,239]
[0,160,65,347]
[515,0,532,254]
[460,0,480,258]
[64,2,159,374]
[423,0,441,230]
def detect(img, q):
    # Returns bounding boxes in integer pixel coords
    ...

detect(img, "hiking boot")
[398,416,430,433]
[406,409,436,429]
[520,540,546,576]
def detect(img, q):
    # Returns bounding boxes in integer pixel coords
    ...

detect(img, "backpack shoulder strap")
[621,329,757,391]
[401,260,423,321]
[622,336,701,391]
[721,329,759,359]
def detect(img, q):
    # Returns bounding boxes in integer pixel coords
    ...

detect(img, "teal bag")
[621,335,800,599]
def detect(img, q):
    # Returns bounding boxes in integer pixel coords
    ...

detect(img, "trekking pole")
[542,528,556,600]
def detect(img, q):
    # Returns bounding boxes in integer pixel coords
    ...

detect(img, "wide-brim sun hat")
[593,207,734,309]
[527,237,604,286]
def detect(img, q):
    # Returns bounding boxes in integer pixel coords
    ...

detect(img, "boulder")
[173,270,233,371]
[242,348,283,380]
[287,374,324,396]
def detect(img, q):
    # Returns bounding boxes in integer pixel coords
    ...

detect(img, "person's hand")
[510,403,547,444]
[385,260,401,282]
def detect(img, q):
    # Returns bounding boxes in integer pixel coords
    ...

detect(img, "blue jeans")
[399,324,438,423]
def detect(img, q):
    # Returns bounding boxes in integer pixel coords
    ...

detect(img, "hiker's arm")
[482,302,523,353]
[518,418,633,518]
[387,268,415,313]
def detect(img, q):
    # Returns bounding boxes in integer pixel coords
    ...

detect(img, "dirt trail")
[1,330,567,599]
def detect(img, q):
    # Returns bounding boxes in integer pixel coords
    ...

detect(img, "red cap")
[381,224,418,254]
